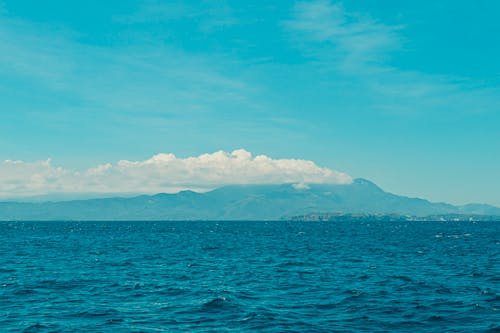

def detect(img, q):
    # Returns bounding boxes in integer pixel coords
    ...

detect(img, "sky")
[0,0,499,205]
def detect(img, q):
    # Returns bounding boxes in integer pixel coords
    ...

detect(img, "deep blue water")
[0,221,499,332]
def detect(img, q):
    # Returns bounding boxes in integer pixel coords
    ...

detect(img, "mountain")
[457,203,500,216]
[0,178,498,220]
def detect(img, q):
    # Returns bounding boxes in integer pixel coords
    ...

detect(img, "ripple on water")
[0,220,498,332]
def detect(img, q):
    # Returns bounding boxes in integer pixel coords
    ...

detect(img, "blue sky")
[1,0,499,205]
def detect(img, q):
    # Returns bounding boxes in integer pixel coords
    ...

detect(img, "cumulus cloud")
[0,149,352,198]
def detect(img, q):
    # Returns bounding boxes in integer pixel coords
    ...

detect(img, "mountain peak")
[353,178,382,189]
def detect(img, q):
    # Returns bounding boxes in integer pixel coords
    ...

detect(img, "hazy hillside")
[0,179,498,220]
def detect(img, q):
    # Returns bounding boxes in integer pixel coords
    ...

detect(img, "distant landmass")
[1,178,499,221]
[286,213,500,222]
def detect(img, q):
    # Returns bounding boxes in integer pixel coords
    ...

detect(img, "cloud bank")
[0,149,352,198]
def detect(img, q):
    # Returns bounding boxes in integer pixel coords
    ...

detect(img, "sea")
[0,220,499,332]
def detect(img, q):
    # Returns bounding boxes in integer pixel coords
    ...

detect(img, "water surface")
[0,221,499,332]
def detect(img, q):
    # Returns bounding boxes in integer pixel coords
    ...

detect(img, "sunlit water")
[1,221,499,332]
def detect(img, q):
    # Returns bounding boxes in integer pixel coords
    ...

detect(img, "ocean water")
[0,221,499,332]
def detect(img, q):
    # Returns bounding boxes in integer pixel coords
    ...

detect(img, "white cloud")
[284,0,402,72]
[0,149,352,198]
[283,1,500,116]
[0,11,255,125]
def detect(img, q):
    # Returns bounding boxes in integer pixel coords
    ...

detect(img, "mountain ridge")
[0,178,499,220]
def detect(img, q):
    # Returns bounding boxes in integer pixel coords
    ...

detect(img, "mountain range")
[1,178,499,220]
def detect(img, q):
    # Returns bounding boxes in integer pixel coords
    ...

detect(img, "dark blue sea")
[0,221,499,332]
